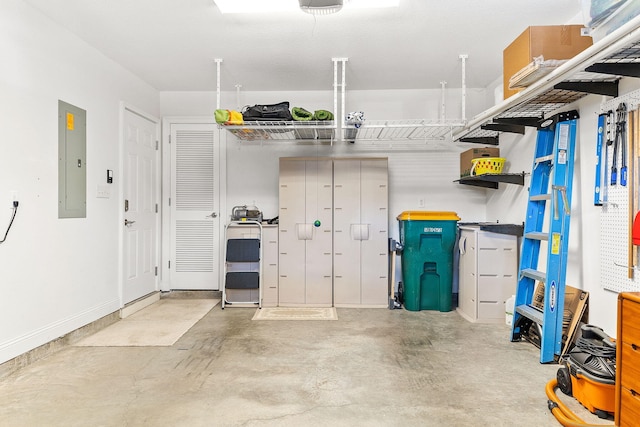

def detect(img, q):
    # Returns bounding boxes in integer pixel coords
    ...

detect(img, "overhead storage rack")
[454,13,640,144]
[216,57,468,143]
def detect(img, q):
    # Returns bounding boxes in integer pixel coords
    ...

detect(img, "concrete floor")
[0,299,610,426]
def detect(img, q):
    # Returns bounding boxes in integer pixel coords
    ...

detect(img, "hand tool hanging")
[602,110,614,203]
[621,103,628,186]
[594,113,606,206]
[612,103,627,186]
[628,109,635,279]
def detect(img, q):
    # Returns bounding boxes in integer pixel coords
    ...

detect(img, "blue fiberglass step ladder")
[510,110,579,364]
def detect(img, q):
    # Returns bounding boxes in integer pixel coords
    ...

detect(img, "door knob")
[124,219,136,227]
[206,212,218,218]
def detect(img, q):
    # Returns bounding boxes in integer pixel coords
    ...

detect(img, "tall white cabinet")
[333,159,388,306]
[457,226,518,323]
[278,159,334,306]
[278,157,388,307]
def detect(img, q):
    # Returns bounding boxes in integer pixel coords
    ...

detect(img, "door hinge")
[155,140,159,150]
[168,198,171,206]
[155,203,158,213]
[168,135,171,144]
[168,260,171,269]
[155,266,158,276]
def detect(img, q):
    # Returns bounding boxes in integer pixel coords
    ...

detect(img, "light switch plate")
[97,185,110,199]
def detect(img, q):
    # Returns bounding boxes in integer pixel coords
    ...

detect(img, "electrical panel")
[58,100,86,218]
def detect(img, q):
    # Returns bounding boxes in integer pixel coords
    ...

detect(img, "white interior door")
[123,108,159,304]
[169,123,220,290]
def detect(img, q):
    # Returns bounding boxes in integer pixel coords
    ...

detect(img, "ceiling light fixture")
[299,0,343,15]
[213,0,399,15]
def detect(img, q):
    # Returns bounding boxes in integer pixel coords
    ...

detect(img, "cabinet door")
[477,232,517,319]
[333,160,362,305]
[360,159,388,305]
[278,159,306,304]
[261,226,279,306]
[458,230,477,320]
[304,160,333,305]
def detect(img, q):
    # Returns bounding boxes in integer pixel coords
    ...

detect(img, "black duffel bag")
[242,102,293,121]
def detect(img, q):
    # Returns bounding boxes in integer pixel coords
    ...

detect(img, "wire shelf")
[222,121,336,141]
[222,119,466,143]
[454,14,640,143]
[350,119,465,141]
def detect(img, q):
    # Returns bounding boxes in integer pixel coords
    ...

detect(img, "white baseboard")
[0,298,120,365]
[120,292,160,318]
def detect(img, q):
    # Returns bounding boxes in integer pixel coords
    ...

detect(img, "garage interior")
[2,0,640,425]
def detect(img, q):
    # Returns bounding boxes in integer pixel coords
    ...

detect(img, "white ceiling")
[23,0,583,92]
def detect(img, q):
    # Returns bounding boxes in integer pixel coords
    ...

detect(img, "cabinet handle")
[631,389,638,397]
[632,343,638,351]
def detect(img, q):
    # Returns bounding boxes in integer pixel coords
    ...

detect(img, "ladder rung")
[521,268,546,283]
[515,304,544,325]
[535,155,554,164]
[525,232,548,241]
[530,194,551,201]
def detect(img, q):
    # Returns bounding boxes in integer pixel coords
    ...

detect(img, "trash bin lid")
[397,211,460,221]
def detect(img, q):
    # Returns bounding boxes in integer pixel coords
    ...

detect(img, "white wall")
[0,0,159,363]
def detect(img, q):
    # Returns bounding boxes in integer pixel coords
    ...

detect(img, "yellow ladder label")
[551,233,561,255]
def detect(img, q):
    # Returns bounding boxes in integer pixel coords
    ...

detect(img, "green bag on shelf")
[313,110,334,121]
[292,107,313,121]
[215,109,229,124]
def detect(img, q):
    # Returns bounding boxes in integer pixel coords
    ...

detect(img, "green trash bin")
[397,211,460,312]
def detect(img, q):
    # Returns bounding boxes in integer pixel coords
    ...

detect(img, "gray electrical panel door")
[58,100,86,218]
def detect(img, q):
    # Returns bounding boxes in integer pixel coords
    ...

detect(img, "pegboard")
[600,88,640,293]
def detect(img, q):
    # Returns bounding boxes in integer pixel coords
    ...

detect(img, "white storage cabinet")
[278,157,389,307]
[278,159,334,306]
[333,159,388,306]
[457,226,518,323]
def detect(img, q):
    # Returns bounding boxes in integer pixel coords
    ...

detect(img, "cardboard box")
[503,25,593,100]
[460,147,500,177]
[532,283,589,354]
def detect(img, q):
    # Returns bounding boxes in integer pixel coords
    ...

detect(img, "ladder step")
[525,232,548,241]
[530,194,551,201]
[521,268,546,283]
[535,155,554,164]
[515,304,544,325]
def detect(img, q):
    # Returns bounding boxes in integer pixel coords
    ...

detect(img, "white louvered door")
[169,123,220,290]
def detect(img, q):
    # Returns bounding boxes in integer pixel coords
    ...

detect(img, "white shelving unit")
[454,13,640,144]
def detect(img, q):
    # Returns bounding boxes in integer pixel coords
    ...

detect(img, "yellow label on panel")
[66,112,74,130]
[551,233,561,255]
